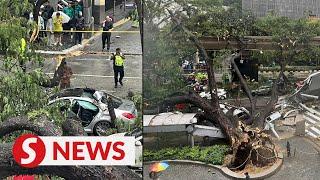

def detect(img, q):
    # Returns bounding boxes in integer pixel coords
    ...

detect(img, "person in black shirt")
[75,11,84,44]
[101,16,113,51]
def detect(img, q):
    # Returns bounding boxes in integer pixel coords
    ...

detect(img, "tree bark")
[41,60,65,88]
[107,97,117,127]
[0,116,62,137]
[0,116,141,179]
[62,117,86,136]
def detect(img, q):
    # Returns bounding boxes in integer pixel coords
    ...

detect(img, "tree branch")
[0,116,62,137]
[229,54,256,115]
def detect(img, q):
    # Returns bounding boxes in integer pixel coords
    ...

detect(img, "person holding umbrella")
[53,12,64,46]
[149,162,169,180]
[101,16,113,51]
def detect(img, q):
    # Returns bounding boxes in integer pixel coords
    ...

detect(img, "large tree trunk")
[0,116,62,137]
[0,116,141,179]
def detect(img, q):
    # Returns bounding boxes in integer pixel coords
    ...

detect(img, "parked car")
[48,88,137,135]
[125,3,136,9]
[252,85,272,96]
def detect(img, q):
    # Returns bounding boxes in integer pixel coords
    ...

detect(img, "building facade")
[242,0,320,18]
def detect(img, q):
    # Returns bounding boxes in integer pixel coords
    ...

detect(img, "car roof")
[49,96,96,104]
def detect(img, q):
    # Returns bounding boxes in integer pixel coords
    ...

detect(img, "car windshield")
[76,100,98,111]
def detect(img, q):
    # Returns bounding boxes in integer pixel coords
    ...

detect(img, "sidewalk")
[269,136,320,180]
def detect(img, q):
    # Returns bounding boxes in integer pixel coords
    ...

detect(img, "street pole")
[124,0,126,12]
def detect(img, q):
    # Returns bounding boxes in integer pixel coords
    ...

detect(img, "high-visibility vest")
[115,55,124,67]
[20,38,26,54]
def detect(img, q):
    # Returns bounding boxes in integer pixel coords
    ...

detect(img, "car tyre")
[93,121,113,136]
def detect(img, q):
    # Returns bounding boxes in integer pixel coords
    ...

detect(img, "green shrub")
[143,145,229,165]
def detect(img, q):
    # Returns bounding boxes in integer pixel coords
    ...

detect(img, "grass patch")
[144,145,229,165]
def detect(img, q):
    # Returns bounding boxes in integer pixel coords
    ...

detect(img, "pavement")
[268,136,320,180]
[143,162,228,180]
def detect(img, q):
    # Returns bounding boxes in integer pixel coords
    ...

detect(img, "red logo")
[12,134,46,168]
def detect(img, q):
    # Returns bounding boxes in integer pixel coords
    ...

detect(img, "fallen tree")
[0,116,141,179]
[162,10,280,170]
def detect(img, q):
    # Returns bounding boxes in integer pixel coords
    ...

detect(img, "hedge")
[144,145,229,165]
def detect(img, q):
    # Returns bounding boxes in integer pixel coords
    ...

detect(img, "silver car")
[48,88,138,136]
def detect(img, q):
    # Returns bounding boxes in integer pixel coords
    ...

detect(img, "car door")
[71,99,100,127]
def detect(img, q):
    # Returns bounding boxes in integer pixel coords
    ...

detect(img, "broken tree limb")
[0,116,141,179]
[107,97,117,127]
[0,116,62,137]
[229,54,256,116]
[61,117,86,136]
[167,9,219,107]
[253,77,279,128]
[167,9,239,147]
[0,143,113,179]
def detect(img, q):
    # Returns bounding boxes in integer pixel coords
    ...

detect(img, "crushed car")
[293,71,320,101]
[200,88,227,100]
[48,88,137,136]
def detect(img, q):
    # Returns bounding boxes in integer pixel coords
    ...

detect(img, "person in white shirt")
[46,17,54,46]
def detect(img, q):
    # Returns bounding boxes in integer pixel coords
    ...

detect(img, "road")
[268,137,320,180]
[43,20,142,98]
[143,163,228,180]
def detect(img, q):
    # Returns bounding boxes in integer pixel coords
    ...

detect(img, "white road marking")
[305,112,320,122]
[306,130,318,138]
[310,126,320,135]
[304,115,317,124]
[46,73,142,79]
[72,58,111,61]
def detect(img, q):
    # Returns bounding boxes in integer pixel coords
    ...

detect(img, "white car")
[48,88,138,136]
[200,88,227,100]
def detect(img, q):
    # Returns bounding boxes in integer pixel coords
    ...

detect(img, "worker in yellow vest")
[19,38,27,72]
[111,48,125,88]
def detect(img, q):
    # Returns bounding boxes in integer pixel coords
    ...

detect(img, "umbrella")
[149,162,169,173]
[52,11,70,23]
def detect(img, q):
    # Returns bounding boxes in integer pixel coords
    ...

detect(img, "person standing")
[42,2,54,28]
[101,16,113,51]
[111,48,125,88]
[37,11,45,41]
[244,172,250,180]
[74,1,83,17]
[59,58,73,89]
[75,11,84,44]
[46,15,54,46]
[53,12,64,46]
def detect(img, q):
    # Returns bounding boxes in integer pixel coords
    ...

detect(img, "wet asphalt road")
[43,21,142,98]
[143,163,228,180]
[268,137,320,180]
